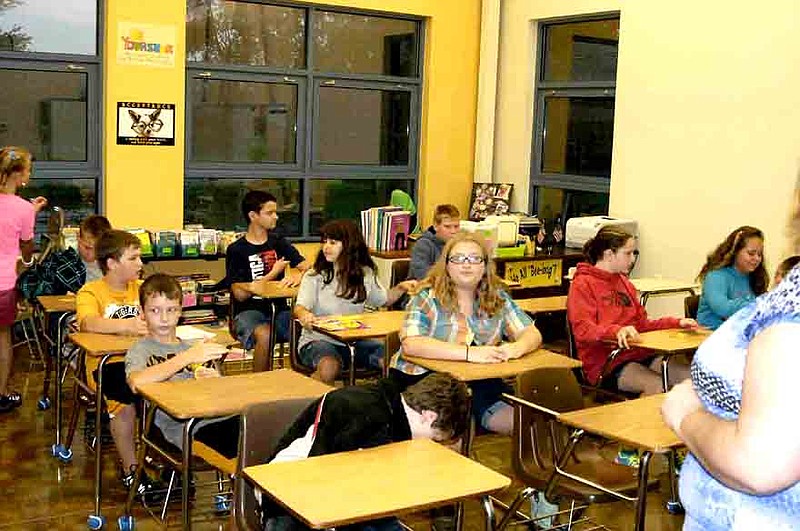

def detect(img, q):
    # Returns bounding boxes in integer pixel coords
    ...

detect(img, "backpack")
[16,247,86,303]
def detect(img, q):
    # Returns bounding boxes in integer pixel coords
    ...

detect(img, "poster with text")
[117,102,175,146]
[117,22,176,68]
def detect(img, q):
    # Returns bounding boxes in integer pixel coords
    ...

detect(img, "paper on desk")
[316,318,369,332]
[176,325,217,341]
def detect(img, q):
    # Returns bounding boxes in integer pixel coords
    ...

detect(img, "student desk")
[248,280,300,370]
[631,328,711,392]
[135,369,331,530]
[243,438,511,531]
[514,296,567,315]
[404,349,581,382]
[68,327,236,529]
[629,277,700,307]
[311,311,405,385]
[553,394,683,531]
[36,294,76,457]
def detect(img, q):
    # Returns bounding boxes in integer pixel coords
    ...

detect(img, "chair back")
[391,259,410,284]
[684,294,700,319]
[234,397,317,530]
[287,318,314,376]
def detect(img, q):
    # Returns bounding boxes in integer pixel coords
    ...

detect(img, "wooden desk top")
[515,296,567,314]
[404,349,581,382]
[559,394,682,453]
[137,369,331,419]
[70,325,237,357]
[250,280,299,300]
[37,294,77,313]
[629,277,699,295]
[632,328,711,353]
[312,311,405,342]
[243,439,510,529]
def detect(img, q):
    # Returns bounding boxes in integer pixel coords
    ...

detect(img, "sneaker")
[0,392,22,412]
[121,466,164,505]
[614,448,640,468]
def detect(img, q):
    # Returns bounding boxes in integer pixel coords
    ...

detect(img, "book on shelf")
[360,206,410,252]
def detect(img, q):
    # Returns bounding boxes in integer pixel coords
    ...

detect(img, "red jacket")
[567,262,680,385]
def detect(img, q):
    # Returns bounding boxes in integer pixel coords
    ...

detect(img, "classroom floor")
[0,343,685,531]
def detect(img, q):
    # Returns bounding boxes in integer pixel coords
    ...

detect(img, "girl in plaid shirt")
[391,231,542,434]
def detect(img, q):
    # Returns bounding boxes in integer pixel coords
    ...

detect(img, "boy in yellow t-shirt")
[75,229,157,497]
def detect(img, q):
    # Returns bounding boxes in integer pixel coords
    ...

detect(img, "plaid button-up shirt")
[391,287,535,375]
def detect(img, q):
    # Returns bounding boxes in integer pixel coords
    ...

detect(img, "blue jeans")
[233,309,290,350]
[298,339,384,371]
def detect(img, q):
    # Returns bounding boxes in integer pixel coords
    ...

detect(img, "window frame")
[184,0,424,240]
[0,0,103,213]
[529,12,619,215]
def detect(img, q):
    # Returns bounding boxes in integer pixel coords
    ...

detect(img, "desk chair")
[495,368,654,531]
[684,294,700,319]
[13,302,45,367]
[389,258,411,310]
[234,397,317,531]
[565,320,632,403]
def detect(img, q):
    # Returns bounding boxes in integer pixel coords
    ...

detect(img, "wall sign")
[117,102,175,146]
[504,258,562,288]
[117,22,176,68]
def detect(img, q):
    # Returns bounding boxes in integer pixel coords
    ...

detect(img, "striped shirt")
[391,287,534,375]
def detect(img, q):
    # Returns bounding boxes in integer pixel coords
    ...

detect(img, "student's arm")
[384,280,416,307]
[293,274,317,329]
[496,296,542,359]
[18,200,36,265]
[226,244,257,302]
[662,323,800,495]
[126,342,226,393]
[567,279,623,342]
[276,238,311,287]
[702,271,754,320]
[407,239,435,280]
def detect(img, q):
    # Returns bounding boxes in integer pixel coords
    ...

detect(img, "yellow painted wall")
[492,0,800,316]
[103,0,481,231]
[104,0,187,230]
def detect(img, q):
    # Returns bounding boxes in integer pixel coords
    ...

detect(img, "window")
[530,16,618,224]
[0,1,101,240]
[185,1,422,237]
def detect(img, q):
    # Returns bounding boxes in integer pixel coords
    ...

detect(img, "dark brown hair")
[697,226,768,295]
[313,219,376,303]
[582,227,634,265]
[420,231,505,317]
[79,215,112,240]
[403,373,470,440]
[775,255,800,283]
[139,273,182,307]
[96,230,141,275]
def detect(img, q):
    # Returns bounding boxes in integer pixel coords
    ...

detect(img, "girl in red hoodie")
[567,227,697,396]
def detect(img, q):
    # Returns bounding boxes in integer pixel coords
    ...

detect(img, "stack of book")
[360,206,411,252]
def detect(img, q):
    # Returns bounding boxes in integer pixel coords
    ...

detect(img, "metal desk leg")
[181,418,198,530]
[634,451,653,531]
[88,353,113,529]
[665,449,684,514]
[52,311,73,459]
[660,355,671,393]
[348,343,356,385]
[480,495,497,531]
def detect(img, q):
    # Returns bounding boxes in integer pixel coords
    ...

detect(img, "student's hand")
[616,325,639,349]
[281,267,303,288]
[126,316,148,336]
[272,258,289,275]
[30,196,48,213]
[679,318,699,329]
[298,312,316,330]
[182,341,227,365]
[468,345,508,364]
[193,366,221,379]
[496,341,528,360]
[661,379,703,437]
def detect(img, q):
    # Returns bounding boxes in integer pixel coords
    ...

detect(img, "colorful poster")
[117,22,176,68]
[504,259,562,288]
[116,102,175,146]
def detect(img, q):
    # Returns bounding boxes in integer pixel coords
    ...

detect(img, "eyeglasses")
[447,254,485,265]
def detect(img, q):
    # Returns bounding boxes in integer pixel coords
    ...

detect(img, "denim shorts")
[298,339,384,371]
[233,309,290,350]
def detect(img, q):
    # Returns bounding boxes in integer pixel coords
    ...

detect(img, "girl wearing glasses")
[568,227,697,397]
[391,231,542,435]
[0,146,47,413]
[294,219,416,385]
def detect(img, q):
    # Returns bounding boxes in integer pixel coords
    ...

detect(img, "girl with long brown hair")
[294,219,415,384]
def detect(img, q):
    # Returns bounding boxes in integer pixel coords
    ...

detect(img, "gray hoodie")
[408,226,445,280]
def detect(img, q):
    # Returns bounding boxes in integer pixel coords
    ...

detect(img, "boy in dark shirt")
[226,191,310,371]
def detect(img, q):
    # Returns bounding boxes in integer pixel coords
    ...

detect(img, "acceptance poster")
[117,102,175,146]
